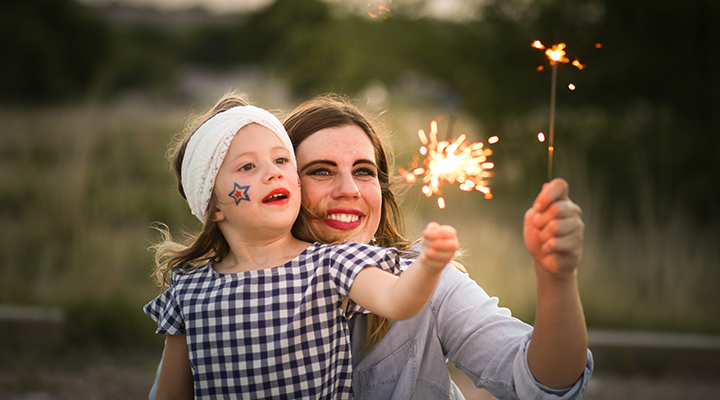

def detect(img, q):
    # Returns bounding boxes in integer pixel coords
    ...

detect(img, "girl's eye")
[354,167,377,178]
[239,163,255,172]
[275,157,290,165]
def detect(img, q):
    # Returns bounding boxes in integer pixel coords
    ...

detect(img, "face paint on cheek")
[228,182,251,205]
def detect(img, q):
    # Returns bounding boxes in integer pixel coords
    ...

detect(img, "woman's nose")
[334,172,360,198]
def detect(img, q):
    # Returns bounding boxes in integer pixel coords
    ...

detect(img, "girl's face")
[212,123,301,240]
[295,125,382,244]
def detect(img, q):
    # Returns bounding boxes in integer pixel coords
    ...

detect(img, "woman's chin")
[316,221,372,244]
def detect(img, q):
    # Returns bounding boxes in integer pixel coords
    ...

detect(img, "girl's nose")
[264,162,284,182]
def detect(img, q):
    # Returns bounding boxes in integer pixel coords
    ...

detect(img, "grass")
[1,93,718,352]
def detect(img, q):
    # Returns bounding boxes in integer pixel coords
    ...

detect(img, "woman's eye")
[307,167,331,177]
[354,168,377,178]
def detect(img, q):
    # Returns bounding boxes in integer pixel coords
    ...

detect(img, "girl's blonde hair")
[151,93,250,288]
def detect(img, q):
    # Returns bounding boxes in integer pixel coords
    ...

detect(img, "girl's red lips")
[262,187,290,203]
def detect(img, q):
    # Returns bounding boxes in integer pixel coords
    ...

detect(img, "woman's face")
[295,125,382,244]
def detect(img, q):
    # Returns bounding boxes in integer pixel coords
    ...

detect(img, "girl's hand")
[523,178,584,277]
[420,222,458,272]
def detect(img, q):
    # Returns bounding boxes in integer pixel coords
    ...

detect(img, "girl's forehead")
[231,124,289,151]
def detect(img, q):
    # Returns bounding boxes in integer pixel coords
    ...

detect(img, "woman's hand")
[523,178,584,277]
[420,222,459,272]
[524,179,589,388]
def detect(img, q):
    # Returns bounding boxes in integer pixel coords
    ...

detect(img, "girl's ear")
[211,205,225,223]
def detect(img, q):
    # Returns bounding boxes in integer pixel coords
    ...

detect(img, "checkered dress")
[144,242,404,399]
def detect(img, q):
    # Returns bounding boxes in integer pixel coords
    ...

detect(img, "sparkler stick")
[548,61,557,181]
[399,120,497,209]
[532,40,585,181]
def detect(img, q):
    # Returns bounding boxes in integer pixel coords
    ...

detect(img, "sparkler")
[368,0,391,19]
[399,120,496,209]
[532,40,585,181]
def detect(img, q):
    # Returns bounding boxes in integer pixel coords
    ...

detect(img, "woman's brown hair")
[284,94,412,351]
[150,93,251,288]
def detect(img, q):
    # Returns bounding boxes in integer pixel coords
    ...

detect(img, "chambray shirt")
[349,264,593,400]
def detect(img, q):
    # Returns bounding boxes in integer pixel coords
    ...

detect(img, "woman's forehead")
[297,125,376,163]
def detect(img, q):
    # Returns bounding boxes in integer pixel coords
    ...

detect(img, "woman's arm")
[524,178,588,389]
[349,222,458,320]
[155,334,194,400]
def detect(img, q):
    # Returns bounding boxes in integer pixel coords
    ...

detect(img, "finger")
[539,217,583,243]
[541,230,583,254]
[423,225,457,240]
[533,178,569,212]
[532,200,581,229]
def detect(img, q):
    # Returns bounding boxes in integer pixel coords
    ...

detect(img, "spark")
[538,132,546,142]
[368,0,391,19]
[399,120,496,209]
[568,83,576,90]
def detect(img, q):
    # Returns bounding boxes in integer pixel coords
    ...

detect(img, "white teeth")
[264,193,286,202]
[327,214,359,223]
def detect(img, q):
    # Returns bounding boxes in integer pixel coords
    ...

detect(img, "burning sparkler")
[368,0,391,19]
[399,120,496,209]
[532,40,585,180]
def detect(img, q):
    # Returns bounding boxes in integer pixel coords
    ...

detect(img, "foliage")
[0,0,112,103]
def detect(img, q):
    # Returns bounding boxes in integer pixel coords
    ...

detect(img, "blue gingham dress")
[144,242,403,399]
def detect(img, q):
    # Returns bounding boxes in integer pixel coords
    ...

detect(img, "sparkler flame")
[399,120,496,209]
[368,0,392,19]
[533,41,584,69]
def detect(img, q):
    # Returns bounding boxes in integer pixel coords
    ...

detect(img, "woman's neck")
[213,233,311,274]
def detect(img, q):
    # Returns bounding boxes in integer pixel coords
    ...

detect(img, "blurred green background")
[1,0,719,354]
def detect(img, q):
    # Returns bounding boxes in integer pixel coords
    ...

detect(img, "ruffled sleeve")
[143,274,186,335]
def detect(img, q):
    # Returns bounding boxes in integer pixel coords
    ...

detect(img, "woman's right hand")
[419,222,458,272]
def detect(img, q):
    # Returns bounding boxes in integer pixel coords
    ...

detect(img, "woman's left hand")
[523,178,584,277]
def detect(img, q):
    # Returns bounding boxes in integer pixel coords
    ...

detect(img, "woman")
[150,94,592,399]
[283,95,592,399]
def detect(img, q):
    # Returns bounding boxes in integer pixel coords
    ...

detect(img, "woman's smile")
[323,208,364,230]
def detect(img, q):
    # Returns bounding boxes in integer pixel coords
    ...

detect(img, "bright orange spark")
[533,40,585,69]
[568,83,576,90]
[400,120,496,208]
[368,0,391,19]
[595,43,602,48]
[437,197,446,209]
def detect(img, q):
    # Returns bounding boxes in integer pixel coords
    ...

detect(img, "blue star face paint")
[228,183,251,205]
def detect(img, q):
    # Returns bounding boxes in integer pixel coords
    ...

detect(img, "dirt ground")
[3,345,720,400]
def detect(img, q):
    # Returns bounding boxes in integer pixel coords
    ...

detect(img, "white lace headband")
[181,105,296,223]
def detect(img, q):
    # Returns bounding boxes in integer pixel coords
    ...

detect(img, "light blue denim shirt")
[150,263,593,400]
[348,265,593,400]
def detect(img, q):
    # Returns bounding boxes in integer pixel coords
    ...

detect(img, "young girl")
[144,97,458,399]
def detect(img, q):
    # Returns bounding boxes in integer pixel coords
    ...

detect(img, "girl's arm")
[155,334,194,400]
[349,222,458,320]
[523,178,588,389]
